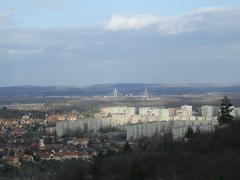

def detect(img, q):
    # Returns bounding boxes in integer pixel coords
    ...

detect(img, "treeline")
[0,108,46,120]
[92,121,240,180]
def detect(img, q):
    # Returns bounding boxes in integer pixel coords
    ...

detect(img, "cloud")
[104,15,202,34]
[191,7,226,14]
[104,7,240,34]
[1,7,240,85]
[0,11,11,23]
[0,48,43,56]
[104,16,160,31]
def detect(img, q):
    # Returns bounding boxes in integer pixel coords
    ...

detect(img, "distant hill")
[0,83,240,96]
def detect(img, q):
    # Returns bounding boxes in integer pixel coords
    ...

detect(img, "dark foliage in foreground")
[92,121,240,180]
[219,95,234,125]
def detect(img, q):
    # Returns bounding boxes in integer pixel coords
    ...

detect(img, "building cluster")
[39,150,90,161]
[100,106,135,116]
[56,105,220,140]
[0,116,96,167]
[0,116,40,167]
[231,107,240,118]
[126,119,218,141]
[2,104,240,170]
[45,112,79,123]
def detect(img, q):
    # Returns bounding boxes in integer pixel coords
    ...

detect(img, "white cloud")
[104,7,240,35]
[0,11,11,22]
[0,48,44,61]
[190,7,226,14]
[104,16,159,31]
[104,14,202,34]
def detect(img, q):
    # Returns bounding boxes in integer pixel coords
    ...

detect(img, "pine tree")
[185,126,194,139]
[9,149,15,156]
[218,95,233,126]
[122,141,132,154]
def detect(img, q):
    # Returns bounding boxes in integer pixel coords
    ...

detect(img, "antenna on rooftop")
[144,88,149,101]
[113,88,118,101]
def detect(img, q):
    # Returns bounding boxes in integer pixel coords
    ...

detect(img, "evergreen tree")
[218,95,233,125]
[9,149,15,156]
[194,127,201,137]
[161,129,174,150]
[195,127,201,134]
[185,126,194,139]
[122,141,132,153]
[2,106,7,111]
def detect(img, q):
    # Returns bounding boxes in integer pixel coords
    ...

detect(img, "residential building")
[101,106,136,116]
[201,106,214,117]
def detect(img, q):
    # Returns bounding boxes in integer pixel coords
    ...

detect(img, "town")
[1,101,240,171]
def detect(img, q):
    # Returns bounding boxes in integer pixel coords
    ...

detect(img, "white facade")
[101,106,135,116]
[180,105,192,117]
[201,106,213,117]
[139,107,170,120]
[139,107,160,116]
[231,107,240,117]
[56,119,87,137]
[126,119,218,141]
[159,109,170,121]
[176,109,191,118]
[126,121,170,141]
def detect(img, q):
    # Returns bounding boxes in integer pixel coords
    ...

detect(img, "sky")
[0,0,240,86]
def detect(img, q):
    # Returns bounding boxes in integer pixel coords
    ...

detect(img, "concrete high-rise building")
[126,119,218,141]
[176,109,190,118]
[235,108,240,117]
[201,106,213,117]
[181,105,192,116]
[231,107,240,118]
[159,109,170,121]
[101,106,135,116]
[139,107,160,116]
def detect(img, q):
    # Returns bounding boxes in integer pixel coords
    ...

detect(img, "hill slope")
[92,122,240,180]
[1,84,240,96]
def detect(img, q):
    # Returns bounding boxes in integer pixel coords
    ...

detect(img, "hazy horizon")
[1,82,240,89]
